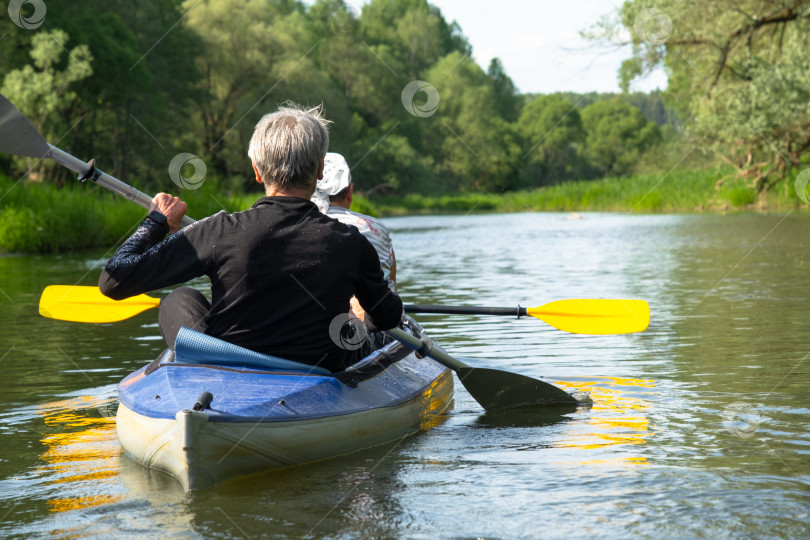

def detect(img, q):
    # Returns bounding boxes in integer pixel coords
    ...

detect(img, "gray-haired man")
[99,103,402,373]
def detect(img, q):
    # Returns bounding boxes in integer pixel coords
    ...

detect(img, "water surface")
[0,212,808,538]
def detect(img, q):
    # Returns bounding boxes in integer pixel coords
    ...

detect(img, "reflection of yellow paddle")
[40,285,649,334]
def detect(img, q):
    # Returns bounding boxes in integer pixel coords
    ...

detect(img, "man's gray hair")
[248,102,331,192]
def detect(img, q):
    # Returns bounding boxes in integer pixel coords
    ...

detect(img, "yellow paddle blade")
[527,299,650,335]
[39,285,160,323]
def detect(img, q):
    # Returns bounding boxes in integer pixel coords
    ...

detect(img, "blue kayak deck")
[119,346,448,423]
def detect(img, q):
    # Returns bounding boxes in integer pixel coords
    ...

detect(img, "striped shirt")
[326,206,395,291]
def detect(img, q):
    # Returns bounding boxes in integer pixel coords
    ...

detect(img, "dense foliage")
[0,0,667,197]
[592,0,810,193]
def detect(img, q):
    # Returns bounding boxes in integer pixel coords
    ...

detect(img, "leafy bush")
[349,194,379,217]
[723,186,756,207]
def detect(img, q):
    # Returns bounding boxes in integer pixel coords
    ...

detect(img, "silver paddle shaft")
[46,144,195,227]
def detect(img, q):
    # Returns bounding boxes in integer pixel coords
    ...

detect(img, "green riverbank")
[0,167,804,253]
[0,174,259,253]
[372,167,802,215]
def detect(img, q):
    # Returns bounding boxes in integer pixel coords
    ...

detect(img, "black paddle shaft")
[404,304,529,317]
[386,327,579,409]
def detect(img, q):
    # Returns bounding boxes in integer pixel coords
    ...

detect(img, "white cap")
[312,152,352,213]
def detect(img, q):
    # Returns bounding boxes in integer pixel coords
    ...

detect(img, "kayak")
[116,321,453,491]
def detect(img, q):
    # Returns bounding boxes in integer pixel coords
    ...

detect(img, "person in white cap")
[312,152,397,291]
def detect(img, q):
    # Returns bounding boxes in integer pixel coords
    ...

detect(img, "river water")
[0,212,808,538]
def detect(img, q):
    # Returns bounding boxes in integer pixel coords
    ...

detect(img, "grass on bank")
[371,167,802,215]
[0,166,805,253]
[0,174,261,253]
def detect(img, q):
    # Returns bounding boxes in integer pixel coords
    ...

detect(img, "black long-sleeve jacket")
[99,196,402,371]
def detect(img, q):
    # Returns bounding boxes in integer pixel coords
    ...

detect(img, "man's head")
[248,103,331,194]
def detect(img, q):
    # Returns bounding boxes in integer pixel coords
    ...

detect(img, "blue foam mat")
[174,327,331,375]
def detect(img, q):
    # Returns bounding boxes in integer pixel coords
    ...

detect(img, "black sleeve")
[99,218,208,300]
[354,235,403,331]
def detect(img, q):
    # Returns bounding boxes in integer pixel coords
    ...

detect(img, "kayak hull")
[116,336,453,491]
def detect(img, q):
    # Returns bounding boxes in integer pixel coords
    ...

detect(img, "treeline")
[554,91,680,129]
[0,0,670,197]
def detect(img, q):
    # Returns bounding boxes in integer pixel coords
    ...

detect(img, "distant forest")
[553,92,679,129]
[2,0,806,198]
[0,0,676,197]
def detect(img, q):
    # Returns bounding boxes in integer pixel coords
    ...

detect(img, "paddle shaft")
[46,144,195,227]
[387,327,469,372]
[405,304,525,317]
[386,327,579,409]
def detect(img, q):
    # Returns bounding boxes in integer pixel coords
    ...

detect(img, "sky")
[343,0,668,94]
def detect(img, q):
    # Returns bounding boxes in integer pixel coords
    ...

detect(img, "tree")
[517,94,586,186]
[487,58,520,122]
[581,98,661,176]
[0,0,205,188]
[423,52,521,192]
[0,0,561,197]
[87,0,204,185]
[313,0,405,129]
[595,0,810,192]
[1,30,92,183]
[182,0,294,177]
[349,128,436,194]
[360,0,470,80]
